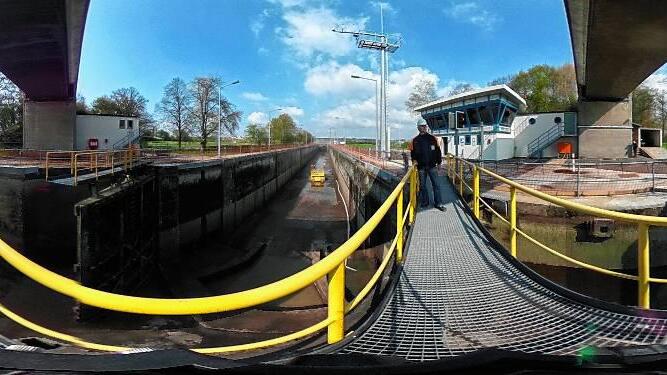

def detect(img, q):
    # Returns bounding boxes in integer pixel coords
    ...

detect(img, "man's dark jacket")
[411,133,442,169]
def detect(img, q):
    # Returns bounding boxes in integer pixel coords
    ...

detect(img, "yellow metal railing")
[0,166,418,352]
[45,149,138,185]
[447,155,667,309]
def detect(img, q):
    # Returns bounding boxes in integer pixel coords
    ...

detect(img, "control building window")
[119,120,125,129]
[554,116,562,124]
[465,135,471,145]
[127,120,134,129]
[529,118,536,125]
[479,105,493,124]
[466,108,479,125]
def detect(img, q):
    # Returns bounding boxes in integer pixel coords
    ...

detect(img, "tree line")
[244,114,313,146]
[406,63,667,137]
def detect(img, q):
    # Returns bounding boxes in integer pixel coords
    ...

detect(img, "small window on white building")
[119,120,126,129]
[127,120,134,129]
[529,118,536,125]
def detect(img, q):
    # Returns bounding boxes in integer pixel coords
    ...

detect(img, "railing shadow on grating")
[446,154,667,310]
[0,166,418,354]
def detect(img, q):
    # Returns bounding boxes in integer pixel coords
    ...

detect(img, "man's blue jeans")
[418,167,444,207]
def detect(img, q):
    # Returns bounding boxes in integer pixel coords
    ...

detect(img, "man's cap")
[416,118,427,127]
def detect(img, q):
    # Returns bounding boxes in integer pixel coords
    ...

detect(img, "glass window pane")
[466,108,479,125]
[119,120,125,129]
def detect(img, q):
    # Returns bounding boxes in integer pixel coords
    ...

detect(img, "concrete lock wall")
[328,146,404,247]
[0,167,90,267]
[158,146,319,262]
[74,146,318,318]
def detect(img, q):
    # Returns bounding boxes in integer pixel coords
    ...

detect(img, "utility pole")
[333,3,400,159]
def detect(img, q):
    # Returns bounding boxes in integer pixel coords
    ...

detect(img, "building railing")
[446,155,667,309]
[45,149,139,185]
[0,166,418,353]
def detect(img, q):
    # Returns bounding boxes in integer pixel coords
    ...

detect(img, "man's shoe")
[436,204,447,212]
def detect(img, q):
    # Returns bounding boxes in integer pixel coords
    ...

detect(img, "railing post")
[458,158,463,196]
[397,189,404,263]
[510,186,516,258]
[409,168,416,224]
[637,223,650,309]
[327,262,345,344]
[45,154,50,181]
[73,154,79,186]
[447,157,452,181]
[652,163,656,192]
[473,166,480,219]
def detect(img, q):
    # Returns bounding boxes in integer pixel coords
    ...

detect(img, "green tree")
[0,73,23,145]
[268,113,297,144]
[245,123,268,145]
[90,87,153,138]
[632,84,658,127]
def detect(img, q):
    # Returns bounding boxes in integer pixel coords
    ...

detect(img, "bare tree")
[405,79,438,118]
[189,77,219,150]
[156,78,191,149]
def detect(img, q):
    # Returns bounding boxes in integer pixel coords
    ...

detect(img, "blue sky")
[77,1,581,139]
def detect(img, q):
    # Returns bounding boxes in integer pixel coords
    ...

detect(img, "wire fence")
[333,144,410,177]
[463,159,667,196]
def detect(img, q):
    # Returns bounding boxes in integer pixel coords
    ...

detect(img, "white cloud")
[277,8,368,58]
[311,64,447,139]
[268,0,309,8]
[644,64,667,92]
[283,106,305,117]
[242,92,269,101]
[258,47,269,55]
[305,61,377,97]
[370,1,395,14]
[444,1,501,31]
[250,9,270,37]
[248,111,269,124]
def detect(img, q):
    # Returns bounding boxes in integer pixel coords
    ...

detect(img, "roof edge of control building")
[414,84,527,112]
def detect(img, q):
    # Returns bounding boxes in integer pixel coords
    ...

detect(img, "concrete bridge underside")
[565,0,667,159]
[0,0,89,150]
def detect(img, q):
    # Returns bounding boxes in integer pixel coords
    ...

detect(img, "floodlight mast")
[332,6,400,159]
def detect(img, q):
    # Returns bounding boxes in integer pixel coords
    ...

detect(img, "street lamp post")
[350,75,379,153]
[218,80,240,158]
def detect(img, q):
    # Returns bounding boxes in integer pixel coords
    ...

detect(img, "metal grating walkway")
[340,176,667,361]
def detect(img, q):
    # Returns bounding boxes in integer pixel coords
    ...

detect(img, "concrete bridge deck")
[339,176,667,361]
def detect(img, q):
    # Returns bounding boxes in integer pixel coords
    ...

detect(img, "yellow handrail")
[0,165,417,349]
[448,155,667,309]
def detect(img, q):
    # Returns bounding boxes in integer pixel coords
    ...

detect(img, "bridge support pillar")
[577,99,632,159]
[23,100,76,150]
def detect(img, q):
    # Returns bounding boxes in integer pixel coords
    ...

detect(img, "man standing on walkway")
[411,119,446,212]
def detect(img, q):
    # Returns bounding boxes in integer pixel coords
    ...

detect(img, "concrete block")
[23,100,76,150]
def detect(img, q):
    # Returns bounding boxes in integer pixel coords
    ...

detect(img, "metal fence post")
[576,163,581,197]
[397,189,404,263]
[409,168,416,225]
[637,223,650,309]
[652,162,656,192]
[510,186,516,258]
[473,166,480,218]
[327,262,346,343]
[458,159,463,196]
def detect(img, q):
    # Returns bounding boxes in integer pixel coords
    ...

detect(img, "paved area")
[340,176,667,361]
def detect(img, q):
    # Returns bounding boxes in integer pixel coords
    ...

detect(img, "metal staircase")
[526,123,563,158]
[112,130,141,150]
